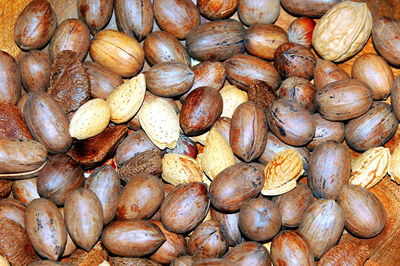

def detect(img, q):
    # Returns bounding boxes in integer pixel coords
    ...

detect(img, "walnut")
[118,150,162,182]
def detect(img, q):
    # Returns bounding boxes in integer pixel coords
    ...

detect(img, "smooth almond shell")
[139,98,180,149]
[69,98,111,140]
[220,85,248,119]
[107,73,146,123]
[162,153,204,186]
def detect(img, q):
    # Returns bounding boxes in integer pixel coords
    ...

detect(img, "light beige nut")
[350,146,390,189]
[312,1,372,62]
[220,85,248,118]
[69,98,111,140]
[0,256,10,266]
[139,98,180,149]
[106,73,146,123]
[190,131,209,145]
[201,127,236,179]
[262,149,303,196]
[162,153,204,186]
[388,144,400,185]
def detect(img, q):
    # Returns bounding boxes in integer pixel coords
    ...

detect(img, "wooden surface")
[1,0,400,265]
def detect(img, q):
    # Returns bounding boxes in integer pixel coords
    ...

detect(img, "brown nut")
[314,59,350,89]
[14,0,57,50]
[0,103,33,140]
[0,51,21,105]
[238,0,280,25]
[210,208,242,246]
[49,18,91,61]
[118,150,163,182]
[18,50,51,92]
[281,0,341,18]
[278,77,316,112]
[78,0,113,35]
[247,80,277,116]
[287,17,315,48]
[12,178,39,206]
[197,0,238,20]
[0,199,26,229]
[308,113,345,149]
[224,241,271,266]
[372,17,400,66]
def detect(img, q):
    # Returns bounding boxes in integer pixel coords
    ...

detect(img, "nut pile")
[0,0,399,265]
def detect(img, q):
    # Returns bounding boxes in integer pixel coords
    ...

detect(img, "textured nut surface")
[107,74,146,124]
[350,147,390,189]
[389,143,400,185]
[219,85,248,119]
[162,153,205,186]
[262,149,303,196]
[139,98,180,149]
[118,150,162,182]
[312,1,372,62]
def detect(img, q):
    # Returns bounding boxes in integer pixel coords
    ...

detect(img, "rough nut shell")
[69,99,111,140]
[107,74,146,124]
[162,153,205,186]
[389,143,400,185]
[139,98,180,149]
[350,146,390,189]
[262,149,303,196]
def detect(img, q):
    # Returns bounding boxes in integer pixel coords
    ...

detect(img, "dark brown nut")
[314,59,350,89]
[0,180,12,198]
[165,134,198,159]
[64,188,103,251]
[115,0,154,41]
[18,50,51,92]
[12,178,40,206]
[270,231,314,266]
[281,0,341,18]
[318,241,371,266]
[308,141,351,199]
[117,150,163,182]
[14,0,57,50]
[85,165,120,224]
[259,132,311,173]
[48,50,90,113]
[272,183,314,227]
[154,0,200,39]
[345,102,398,152]
[0,199,26,228]
[0,51,21,105]
[352,53,393,100]
[171,256,198,266]
[197,0,238,20]
[230,102,267,162]
[278,77,316,113]
[299,199,345,259]
[151,183,176,221]
[338,185,386,238]
[224,241,271,266]
[315,79,373,121]
[117,174,164,220]
[188,220,228,258]
[180,61,226,102]
[0,138,47,174]
[372,17,400,66]
[68,125,128,168]
[186,19,246,62]
[143,31,191,66]
[267,99,315,146]
[274,42,316,80]
[160,182,209,234]
[0,218,39,265]
[308,113,345,149]
[150,220,187,264]
[238,0,280,25]
[115,129,160,166]
[58,241,108,265]
[25,199,67,260]
[224,54,281,91]
[146,62,195,97]
[24,91,72,154]
[210,208,242,246]
[392,76,400,119]
[58,208,77,257]
[102,219,166,257]
[78,0,113,35]
[37,154,85,205]
[247,80,278,116]
[49,18,91,61]
[113,257,161,266]
[238,198,281,242]
[180,86,223,136]
[210,163,264,212]
[244,24,288,60]
[287,17,315,48]
[0,103,33,140]
[83,62,124,100]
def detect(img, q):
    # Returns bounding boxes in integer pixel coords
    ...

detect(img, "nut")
[162,153,205,186]
[389,143,400,185]
[350,146,390,189]
[219,85,248,119]
[312,1,372,62]
[262,149,303,196]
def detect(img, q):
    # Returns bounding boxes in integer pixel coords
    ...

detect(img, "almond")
[350,147,390,189]
[107,74,146,124]
[220,85,248,118]
[389,143,400,185]
[139,98,180,149]
[69,99,111,140]
[190,131,209,145]
[162,153,204,186]
[262,149,303,196]
[201,127,236,179]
